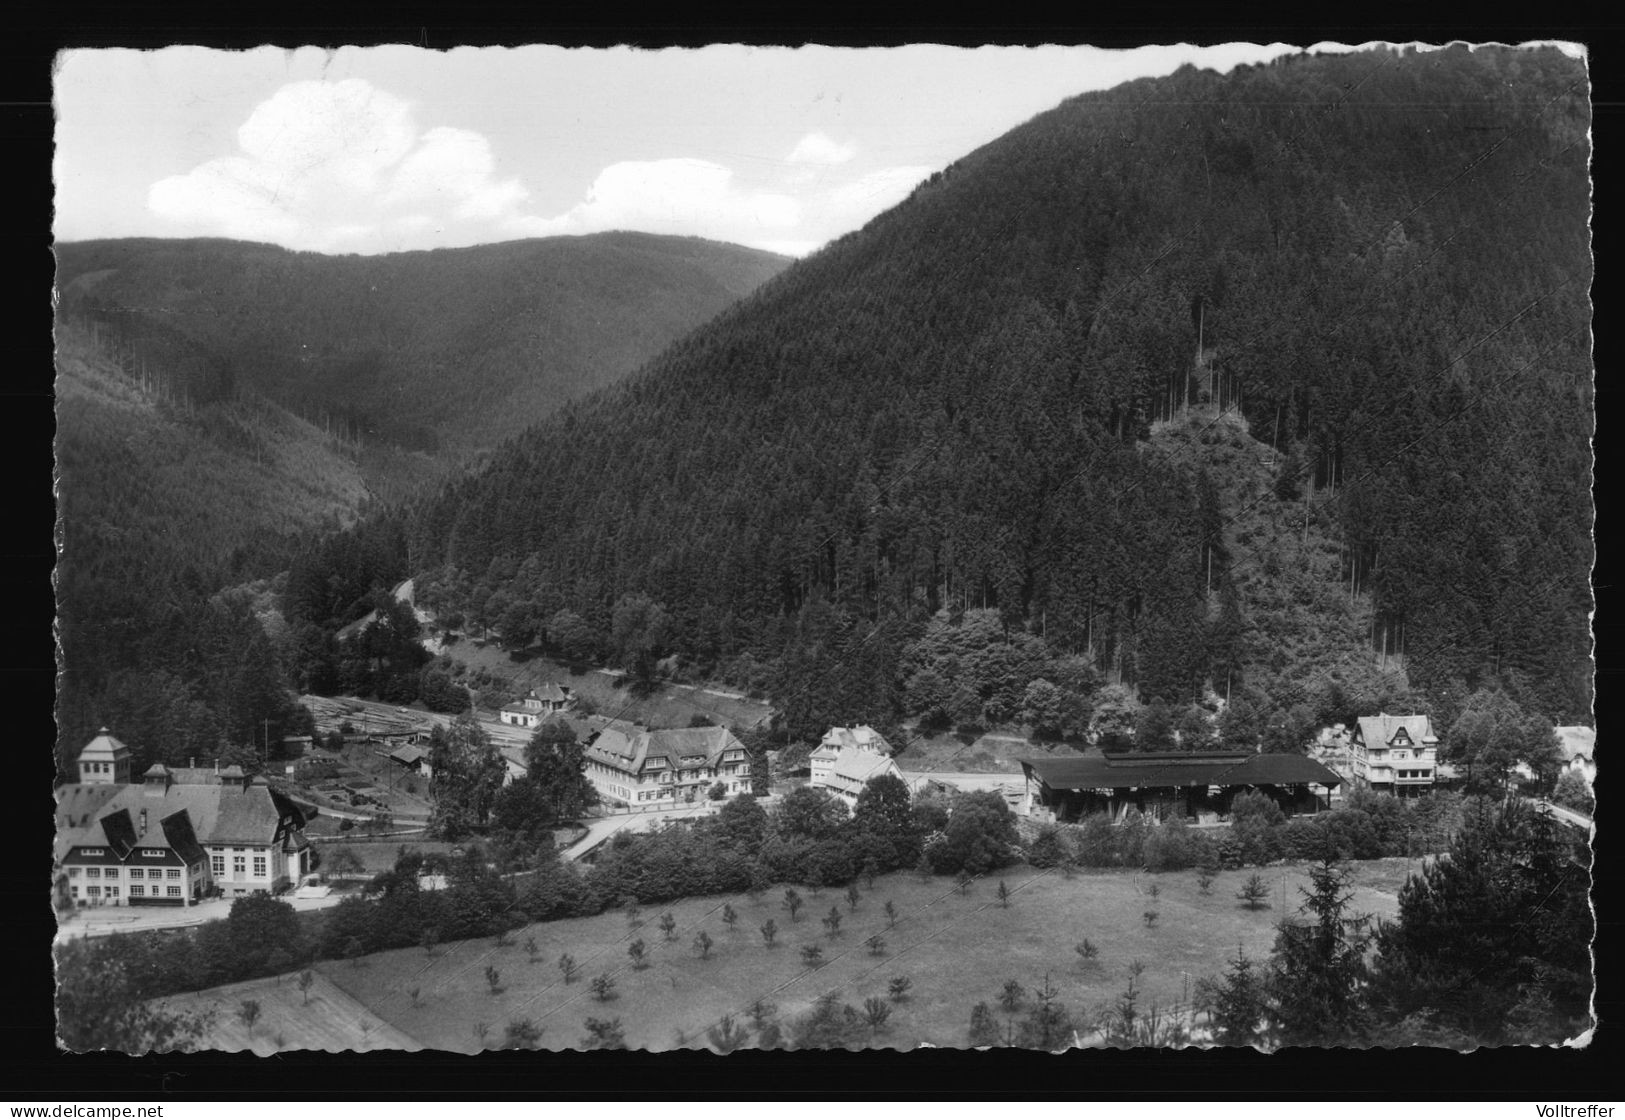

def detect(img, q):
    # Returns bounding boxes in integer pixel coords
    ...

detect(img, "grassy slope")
[165,860,1413,1053]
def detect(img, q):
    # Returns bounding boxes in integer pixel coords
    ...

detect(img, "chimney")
[214,759,219,774]
[189,757,195,770]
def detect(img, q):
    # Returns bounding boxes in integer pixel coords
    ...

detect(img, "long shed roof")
[1019,751,1341,791]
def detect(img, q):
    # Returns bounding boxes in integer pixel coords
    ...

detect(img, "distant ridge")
[54,231,791,454]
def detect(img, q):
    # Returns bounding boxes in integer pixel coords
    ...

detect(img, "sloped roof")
[389,744,428,765]
[78,729,129,761]
[830,747,899,785]
[500,701,537,715]
[819,725,894,756]
[586,725,742,772]
[1354,714,1438,748]
[1020,751,1341,791]
[532,683,568,703]
[54,780,300,857]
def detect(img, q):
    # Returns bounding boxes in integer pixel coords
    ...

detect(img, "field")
[169,858,1419,1052]
[155,969,423,1053]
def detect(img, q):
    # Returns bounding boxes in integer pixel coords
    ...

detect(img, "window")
[142,849,165,858]
[70,886,79,897]
[68,868,80,878]
[212,855,224,875]
[85,868,100,879]
[167,886,181,897]
[253,857,267,877]
[130,885,144,897]
[128,868,143,880]
[81,848,104,857]
[86,886,100,898]
[233,857,246,875]
[107,886,119,898]
[167,869,181,880]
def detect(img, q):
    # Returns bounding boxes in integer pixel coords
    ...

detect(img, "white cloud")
[147,79,533,252]
[786,131,856,165]
[823,165,935,225]
[516,158,802,241]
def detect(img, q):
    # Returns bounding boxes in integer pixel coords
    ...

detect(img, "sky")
[53,43,1318,258]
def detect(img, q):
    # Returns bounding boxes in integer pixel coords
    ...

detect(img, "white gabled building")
[583,725,754,807]
[55,733,311,909]
[499,684,572,728]
[810,725,902,806]
[1350,713,1439,797]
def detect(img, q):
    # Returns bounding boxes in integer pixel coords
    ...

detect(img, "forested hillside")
[54,233,789,455]
[53,232,787,778]
[54,321,368,776]
[409,45,1592,741]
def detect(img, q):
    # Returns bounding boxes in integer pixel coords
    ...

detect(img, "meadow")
[170,858,1416,1052]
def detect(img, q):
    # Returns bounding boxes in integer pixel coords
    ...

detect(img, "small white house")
[499,684,572,728]
[810,725,902,807]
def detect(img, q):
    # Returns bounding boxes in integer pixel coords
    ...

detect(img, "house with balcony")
[583,725,754,807]
[810,726,902,806]
[54,732,312,908]
[499,684,572,729]
[1350,713,1439,797]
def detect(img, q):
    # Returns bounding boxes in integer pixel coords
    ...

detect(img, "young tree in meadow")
[823,906,843,937]
[658,912,678,940]
[1143,910,1159,928]
[968,1002,1001,1047]
[1075,939,1100,967]
[1015,973,1073,1052]
[472,1021,491,1049]
[590,973,617,1002]
[524,936,539,963]
[782,888,803,921]
[1206,944,1266,1047]
[297,970,315,1005]
[863,996,893,1037]
[707,1013,750,1054]
[996,880,1011,908]
[627,939,647,969]
[407,985,422,1008]
[1237,873,1271,910]
[503,1018,543,1050]
[484,965,501,995]
[760,918,778,946]
[999,979,1026,1014]
[557,953,578,983]
[1197,865,1217,895]
[722,902,738,931]
[421,927,439,956]
[845,882,862,912]
[1267,858,1373,1046]
[747,998,779,1034]
[888,976,913,1002]
[581,1017,627,1050]
[237,999,262,1039]
[866,934,887,956]
[800,944,824,969]
[884,899,898,929]
[694,931,714,960]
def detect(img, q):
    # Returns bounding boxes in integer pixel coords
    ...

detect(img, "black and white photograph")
[51,40,1594,1058]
